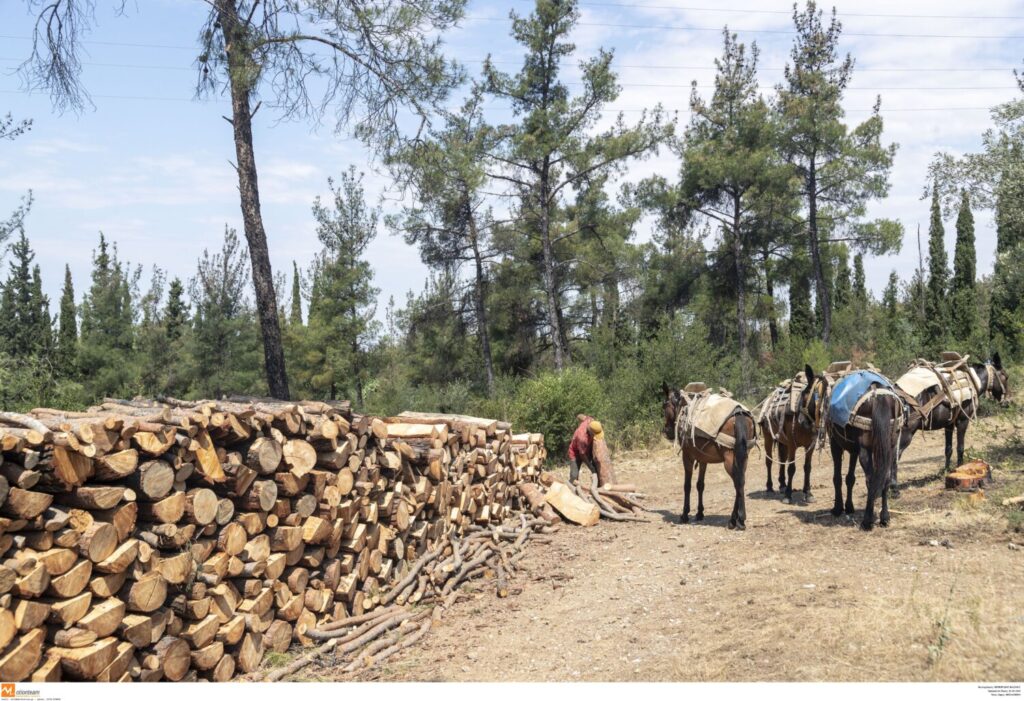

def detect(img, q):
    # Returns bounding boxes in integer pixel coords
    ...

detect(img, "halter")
[983,362,1009,400]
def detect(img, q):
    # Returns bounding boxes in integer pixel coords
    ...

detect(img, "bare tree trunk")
[763,246,779,350]
[467,214,495,395]
[733,196,748,389]
[217,0,289,399]
[807,157,831,343]
[539,178,568,370]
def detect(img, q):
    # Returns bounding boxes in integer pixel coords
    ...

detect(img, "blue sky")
[2,0,1023,319]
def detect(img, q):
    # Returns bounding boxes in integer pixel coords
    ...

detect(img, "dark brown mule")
[661,383,754,530]
[759,364,828,504]
[897,353,1010,485]
[828,384,903,531]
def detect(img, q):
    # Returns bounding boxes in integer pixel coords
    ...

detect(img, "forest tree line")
[3,1,1024,452]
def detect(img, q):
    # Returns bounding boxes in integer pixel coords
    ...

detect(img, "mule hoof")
[860,521,874,532]
[879,518,890,528]
[694,512,704,522]
[890,489,901,500]
[679,514,689,524]
[831,507,844,517]
[783,497,793,505]
[766,485,774,493]
[845,505,855,515]
[727,521,736,530]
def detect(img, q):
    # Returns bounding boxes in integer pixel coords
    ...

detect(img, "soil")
[339,415,1024,682]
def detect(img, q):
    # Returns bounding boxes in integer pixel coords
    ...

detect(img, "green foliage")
[951,190,977,343]
[512,367,610,458]
[925,188,950,352]
[56,264,76,377]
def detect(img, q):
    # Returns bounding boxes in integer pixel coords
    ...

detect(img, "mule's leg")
[764,433,775,493]
[695,462,707,521]
[879,477,890,527]
[777,442,787,494]
[845,450,858,515]
[956,416,968,467]
[680,455,694,524]
[784,443,797,505]
[725,450,745,530]
[802,446,815,503]
[859,446,876,531]
[830,438,845,517]
[944,425,954,472]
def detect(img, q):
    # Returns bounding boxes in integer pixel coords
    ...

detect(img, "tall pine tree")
[853,253,867,303]
[289,262,303,326]
[79,234,138,397]
[951,190,976,343]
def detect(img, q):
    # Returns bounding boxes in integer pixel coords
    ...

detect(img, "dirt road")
[340,417,1024,682]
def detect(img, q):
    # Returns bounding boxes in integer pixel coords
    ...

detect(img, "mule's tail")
[734,413,750,476]
[870,393,896,496]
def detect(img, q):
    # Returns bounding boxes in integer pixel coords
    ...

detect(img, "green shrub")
[512,367,609,459]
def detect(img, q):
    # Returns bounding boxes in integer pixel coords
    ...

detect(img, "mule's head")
[661,381,683,441]
[991,352,1010,404]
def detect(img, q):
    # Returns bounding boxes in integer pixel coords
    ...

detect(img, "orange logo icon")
[1,684,15,698]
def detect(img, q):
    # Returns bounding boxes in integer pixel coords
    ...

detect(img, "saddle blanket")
[681,393,749,448]
[896,366,979,406]
[830,370,893,428]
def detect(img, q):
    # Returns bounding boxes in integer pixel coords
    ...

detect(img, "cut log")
[2,488,53,519]
[184,488,218,525]
[0,628,44,681]
[93,449,139,481]
[45,590,93,627]
[46,558,92,598]
[151,636,191,681]
[77,598,126,638]
[138,492,185,524]
[247,437,282,474]
[127,460,174,500]
[121,571,167,613]
[58,486,127,511]
[544,481,600,526]
[51,636,118,680]
[77,522,118,563]
[283,440,317,477]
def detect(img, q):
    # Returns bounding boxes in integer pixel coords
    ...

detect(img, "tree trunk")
[539,176,568,370]
[807,157,831,343]
[467,213,495,394]
[732,196,748,389]
[217,0,290,399]
[763,246,779,350]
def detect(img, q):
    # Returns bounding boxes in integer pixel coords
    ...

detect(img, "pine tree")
[882,271,899,327]
[853,253,867,303]
[191,227,263,397]
[79,233,139,397]
[56,264,77,376]
[951,190,976,343]
[925,188,949,351]
[301,169,381,406]
[0,231,50,358]
[775,1,899,343]
[289,262,303,326]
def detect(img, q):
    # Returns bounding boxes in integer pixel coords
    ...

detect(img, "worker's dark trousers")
[569,457,596,484]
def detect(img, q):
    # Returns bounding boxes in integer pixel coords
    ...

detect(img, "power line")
[463,15,1024,40]
[0,90,998,112]
[513,0,1024,22]
[0,57,1018,88]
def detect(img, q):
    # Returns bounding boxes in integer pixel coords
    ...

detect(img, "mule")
[972,353,1010,404]
[828,380,903,531]
[759,364,828,505]
[662,382,754,530]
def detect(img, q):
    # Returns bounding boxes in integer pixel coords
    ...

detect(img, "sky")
[2,0,1023,319]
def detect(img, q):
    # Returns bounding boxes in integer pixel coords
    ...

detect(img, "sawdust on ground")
[336,415,1024,682]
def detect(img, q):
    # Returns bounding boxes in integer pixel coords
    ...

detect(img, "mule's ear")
[993,352,1003,370]
[661,380,670,399]
[805,364,815,386]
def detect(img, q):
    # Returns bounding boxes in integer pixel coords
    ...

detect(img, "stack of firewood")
[0,400,546,682]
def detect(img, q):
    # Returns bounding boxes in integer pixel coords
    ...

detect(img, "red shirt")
[568,416,594,461]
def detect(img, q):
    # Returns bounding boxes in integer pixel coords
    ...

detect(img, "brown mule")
[758,364,829,505]
[661,383,755,530]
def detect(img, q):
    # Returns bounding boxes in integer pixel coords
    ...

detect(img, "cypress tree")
[833,248,851,310]
[30,265,52,359]
[951,190,976,343]
[789,269,815,342]
[925,187,949,351]
[290,261,303,326]
[853,253,867,303]
[56,265,77,376]
[0,231,48,358]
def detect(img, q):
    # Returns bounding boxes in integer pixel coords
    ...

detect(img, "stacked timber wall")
[0,400,546,681]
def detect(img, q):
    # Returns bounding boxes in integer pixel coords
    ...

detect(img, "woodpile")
[0,400,546,682]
